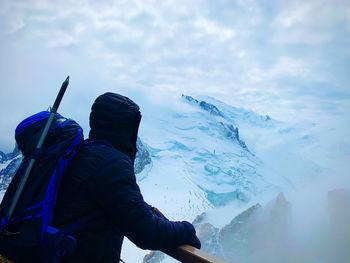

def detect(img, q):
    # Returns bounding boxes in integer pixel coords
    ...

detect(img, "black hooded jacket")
[53,93,200,262]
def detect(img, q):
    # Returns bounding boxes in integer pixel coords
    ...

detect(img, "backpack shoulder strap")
[59,210,104,235]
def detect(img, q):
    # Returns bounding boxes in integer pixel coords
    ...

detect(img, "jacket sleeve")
[92,154,198,250]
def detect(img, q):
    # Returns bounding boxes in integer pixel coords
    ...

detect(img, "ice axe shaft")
[5,76,70,221]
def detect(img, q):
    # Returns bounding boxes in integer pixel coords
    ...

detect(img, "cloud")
[193,16,236,41]
[0,0,349,152]
[243,56,315,84]
[275,4,311,28]
[0,14,24,34]
[271,0,350,45]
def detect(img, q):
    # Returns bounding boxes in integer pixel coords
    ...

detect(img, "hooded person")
[53,93,201,262]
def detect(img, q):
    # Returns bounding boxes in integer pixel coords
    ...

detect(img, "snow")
[121,238,151,262]
[0,159,11,171]
[137,96,293,221]
[126,95,349,261]
[0,190,5,202]
[1,94,349,262]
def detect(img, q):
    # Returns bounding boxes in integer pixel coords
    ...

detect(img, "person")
[52,92,201,262]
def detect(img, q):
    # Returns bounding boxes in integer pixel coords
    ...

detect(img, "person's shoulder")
[81,139,135,182]
[81,139,131,164]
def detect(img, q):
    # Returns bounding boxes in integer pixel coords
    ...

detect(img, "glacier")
[1,95,349,262]
[136,94,322,220]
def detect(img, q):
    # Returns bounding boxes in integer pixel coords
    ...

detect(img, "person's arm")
[92,155,201,250]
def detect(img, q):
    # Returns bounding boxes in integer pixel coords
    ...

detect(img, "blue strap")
[59,210,104,235]
[41,128,83,241]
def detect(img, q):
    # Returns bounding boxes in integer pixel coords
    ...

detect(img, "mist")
[197,156,350,263]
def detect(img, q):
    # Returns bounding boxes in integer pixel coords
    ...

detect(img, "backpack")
[0,111,88,262]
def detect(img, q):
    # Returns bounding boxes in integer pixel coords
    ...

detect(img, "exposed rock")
[143,251,165,263]
[192,212,207,227]
[219,203,264,262]
[0,145,21,163]
[259,192,292,263]
[0,145,23,191]
[182,95,252,156]
[182,94,223,117]
[181,94,198,104]
[134,137,152,174]
[191,193,294,263]
[0,156,23,191]
[197,222,223,258]
[7,144,21,160]
[220,122,250,152]
[0,151,6,163]
[267,192,292,233]
[224,123,240,141]
[199,101,223,117]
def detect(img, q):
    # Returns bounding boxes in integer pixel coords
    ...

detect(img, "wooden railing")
[165,245,227,263]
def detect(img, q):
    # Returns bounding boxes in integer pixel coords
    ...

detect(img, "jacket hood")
[89,92,141,162]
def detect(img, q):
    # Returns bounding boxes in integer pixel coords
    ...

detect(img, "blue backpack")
[0,111,94,262]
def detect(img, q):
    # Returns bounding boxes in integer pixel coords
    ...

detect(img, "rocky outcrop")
[191,193,293,263]
[134,137,152,174]
[219,203,264,262]
[182,95,224,117]
[0,151,6,162]
[0,145,21,163]
[0,157,22,191]
[258,192,292,263]
[142,192,296,263]
[143,251,165,263]
[192,212,207,227]
[182,94,251,154]
[197,223,222,257]
[199,101,223,117]
[181,94,199,104]
[6,145,21,160]
[0,145,23,191]
[220,122,249,152]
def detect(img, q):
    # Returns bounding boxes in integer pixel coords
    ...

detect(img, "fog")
[199,157,350,263]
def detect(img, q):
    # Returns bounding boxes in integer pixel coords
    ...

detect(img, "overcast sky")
[0,0,350,152]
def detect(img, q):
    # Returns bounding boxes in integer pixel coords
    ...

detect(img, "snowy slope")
[0,95,326,216]
[123,94,339,262]
[1,94,345,262]
[137,95,303,221]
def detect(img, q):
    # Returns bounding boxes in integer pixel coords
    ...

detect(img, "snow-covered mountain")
[135,94,323,221]
[0,95,322,211]
[0,146,22,194]
[1,94,347,262]
[124,94,346,262]
[0,138,151,198]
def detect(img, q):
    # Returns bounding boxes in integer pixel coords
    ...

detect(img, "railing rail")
[165,245,227,263]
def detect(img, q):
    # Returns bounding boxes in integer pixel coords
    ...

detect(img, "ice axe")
[4,76,70,222]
